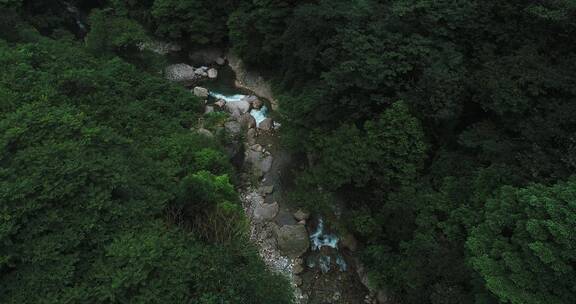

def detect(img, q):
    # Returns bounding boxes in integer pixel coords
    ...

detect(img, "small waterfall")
[308,217,348,273]
[250,105,268,126]
[209,91,269,126]
[310,218,339,250]
[210,92,247,103]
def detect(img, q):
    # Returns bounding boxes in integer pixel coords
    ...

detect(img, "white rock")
[193,87,209,98]
[165,64,196,82]
[208,68,218,79]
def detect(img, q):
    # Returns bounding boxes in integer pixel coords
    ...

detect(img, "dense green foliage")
[468,180,576,304]
[0,9,292,304]
[2,0,576,303]
[226,1,576,303]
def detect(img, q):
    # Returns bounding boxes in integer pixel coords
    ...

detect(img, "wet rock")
[208,68,218,79]
[293,263,304,274]
[196,128,213,138]
[165,64,196,82]
[274,224,310,257]
[252,98,264,110]
[260,185,274,195]
[214,99,226,108]
[252,144,263,152]
[239,113,256,129]
[225,99,250,117]
[340,233,359,252]
[246,128,257,145]
[193,86,209,98]
[294,275,303,286]
[253,202,279,223]
[195,67,208,77]
[245,149,273,177]
[258,117,274,131]
[224,120,242,137]
[293,209,310,221]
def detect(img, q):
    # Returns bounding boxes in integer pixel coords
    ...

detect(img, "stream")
[194,62,372,304]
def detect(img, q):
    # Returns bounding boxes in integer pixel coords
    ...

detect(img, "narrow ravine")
[160,45,378,304]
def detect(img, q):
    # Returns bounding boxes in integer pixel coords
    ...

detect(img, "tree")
[467,179,576,304]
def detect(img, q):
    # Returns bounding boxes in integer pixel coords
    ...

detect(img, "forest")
[1,0,575,304]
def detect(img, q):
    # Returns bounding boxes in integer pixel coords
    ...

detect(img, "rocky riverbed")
[162,44,383,304]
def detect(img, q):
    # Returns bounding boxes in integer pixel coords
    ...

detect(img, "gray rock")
[225,100,250,117]
[260,185,274,195]
[224,120,242,137]
[245,149,273,177]
[196,128,214,138]
[293,263,304,274]
[204,105,214,114]
[340,233,359,252]
[293,209,310,221]
[294,275,303,286]
[253,202,279,223]
[193,87,209,98]
[274,224,310,258]
[258,118,274,131]
[242,95,259,103]
[195,68,208,77]
[208,68,218,79]
[246,128,257,145]
[214,99,226,108]
[165,64,196,82]
[239,113,256,129]
[252,98,264,110]
[216,57,226,65]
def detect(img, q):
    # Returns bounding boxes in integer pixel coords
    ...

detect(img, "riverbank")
[161,44,375,304]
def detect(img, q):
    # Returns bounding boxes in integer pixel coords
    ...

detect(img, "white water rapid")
[308,218,348,273]
[209,92,269,125]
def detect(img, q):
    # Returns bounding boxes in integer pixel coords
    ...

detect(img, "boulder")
[245,149,273,176]
[193,87,209,98]
[195,68,208,77]
[258,118,274,131]
[274,224,310,257]
[260,185,274,195]
[252,98,264,110]
[293,209,310,221]
[242,95,259,103]
[253,202,279,223]
[204,105,214,114]
[196,128,214,138]
[208,68,218,79]
[165,64,196,82]
[216,57,226,65]
[214,99,226,108]
[246,128,257,145]
[225,100,250,117]
[239,113,256,129]
[224,120,242,137]
[293,263,304,274]
[294,275,303,286]
[340,233,359,252]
